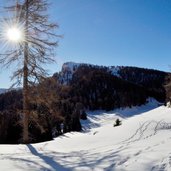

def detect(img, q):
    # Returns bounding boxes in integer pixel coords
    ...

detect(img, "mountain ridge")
[55,62,168,86]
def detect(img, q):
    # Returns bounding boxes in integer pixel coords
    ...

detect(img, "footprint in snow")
[134,150,142,156]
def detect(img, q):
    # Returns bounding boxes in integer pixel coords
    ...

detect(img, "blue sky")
[1,0,171,88]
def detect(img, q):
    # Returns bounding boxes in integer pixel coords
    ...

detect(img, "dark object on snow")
[80,111,87,120]
[114,118,122,127]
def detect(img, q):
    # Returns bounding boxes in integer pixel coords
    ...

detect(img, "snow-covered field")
[1,99,171,171]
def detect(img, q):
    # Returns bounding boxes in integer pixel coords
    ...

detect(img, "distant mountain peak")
[0,89,7,94]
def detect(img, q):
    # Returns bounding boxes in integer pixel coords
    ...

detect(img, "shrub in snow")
[114,118,122,127]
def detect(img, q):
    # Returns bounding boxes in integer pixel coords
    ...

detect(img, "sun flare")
[6,27,23,43]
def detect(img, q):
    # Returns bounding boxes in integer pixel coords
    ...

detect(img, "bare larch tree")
[165,73,171,106]
[0,0,59,143]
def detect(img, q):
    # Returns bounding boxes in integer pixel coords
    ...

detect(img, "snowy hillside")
[1,99,171,170]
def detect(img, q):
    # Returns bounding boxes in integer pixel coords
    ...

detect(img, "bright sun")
[7,27,23,42]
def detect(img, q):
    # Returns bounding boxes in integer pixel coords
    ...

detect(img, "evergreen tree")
[114,118,122,127]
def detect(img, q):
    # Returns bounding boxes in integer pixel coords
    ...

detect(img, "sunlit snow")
[0,99,170,171]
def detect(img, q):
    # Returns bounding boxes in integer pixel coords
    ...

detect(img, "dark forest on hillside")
[0,64,168,143]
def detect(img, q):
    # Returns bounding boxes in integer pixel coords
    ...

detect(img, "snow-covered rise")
[1,98,171,171]
[81,98,160,130]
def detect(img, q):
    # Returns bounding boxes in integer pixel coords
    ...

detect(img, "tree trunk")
[23,0,29,144]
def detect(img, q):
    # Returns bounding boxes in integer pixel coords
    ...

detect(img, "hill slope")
[0,100,171,171]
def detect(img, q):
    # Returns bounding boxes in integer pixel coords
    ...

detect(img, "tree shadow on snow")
[0,144,149,171]
[2,144,70,171]
[26,144,70,171]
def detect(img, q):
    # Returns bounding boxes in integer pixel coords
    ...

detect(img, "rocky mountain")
[54,62,168,103]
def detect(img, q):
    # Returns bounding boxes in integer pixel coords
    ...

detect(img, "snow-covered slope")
[1,100,171,171]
